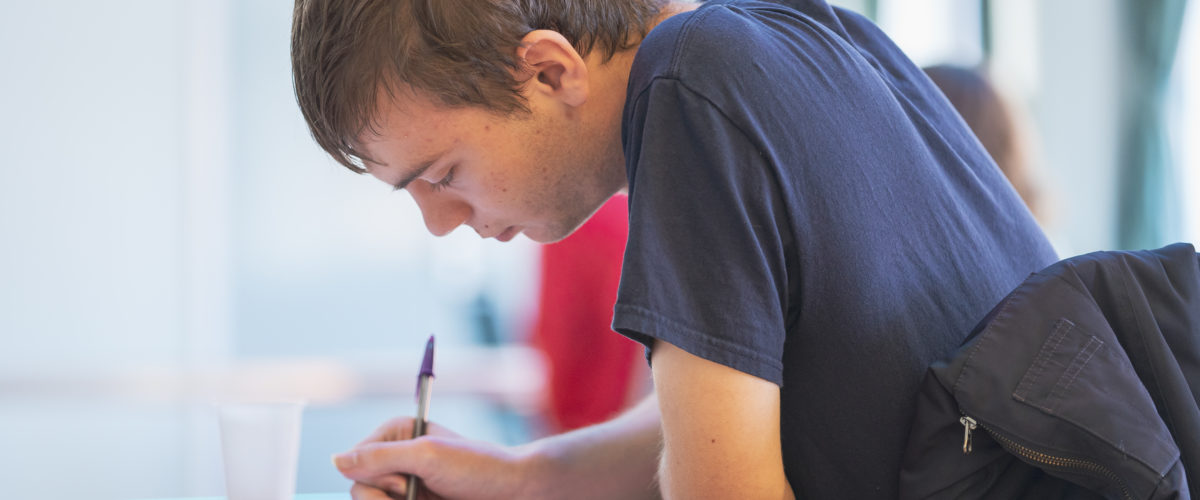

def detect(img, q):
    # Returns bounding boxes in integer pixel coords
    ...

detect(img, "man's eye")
[429,168,455,192]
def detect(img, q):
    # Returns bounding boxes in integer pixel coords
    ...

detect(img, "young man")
[291,0,1058,498]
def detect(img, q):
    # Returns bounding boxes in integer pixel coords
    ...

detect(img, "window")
[1173,2,1200,243]
[875,0,985,67]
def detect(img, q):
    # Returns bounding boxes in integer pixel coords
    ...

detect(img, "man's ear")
[515,30,588,107]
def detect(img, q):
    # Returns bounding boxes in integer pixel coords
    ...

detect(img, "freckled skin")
[359,85,626,243]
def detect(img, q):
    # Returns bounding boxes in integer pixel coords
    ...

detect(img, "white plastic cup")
[218,401,306,500]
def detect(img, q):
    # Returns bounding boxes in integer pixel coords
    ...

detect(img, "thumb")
[333,439,431,480]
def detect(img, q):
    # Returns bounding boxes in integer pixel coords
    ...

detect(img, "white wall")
[1029,0,1125,254]
[0,0,187,376]
[1174,3,1200,244]
[0,2,193,498]
[0,1,540,499]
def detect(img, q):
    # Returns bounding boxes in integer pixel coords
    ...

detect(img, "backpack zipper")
[959,414,1134,500]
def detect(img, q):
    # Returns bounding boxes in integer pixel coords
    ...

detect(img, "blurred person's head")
[924,64,1042,219]
[290,0,672,243]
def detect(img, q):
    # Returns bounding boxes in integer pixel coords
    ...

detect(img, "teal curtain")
[863,0,878,21]
[980,0,992,60]
[1118,0,1190,249]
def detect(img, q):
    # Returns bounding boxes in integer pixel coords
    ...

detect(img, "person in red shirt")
[531,194,647,433]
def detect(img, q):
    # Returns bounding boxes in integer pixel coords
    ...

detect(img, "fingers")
[355,418,459,448]
[338,417,469,498]
[335,439,432,481]
[352,476,441,500]
[337,428,521,500]
[356,417,416,447]
[350,481,396,500]
[359,474,409,492]
[351,474,411,497]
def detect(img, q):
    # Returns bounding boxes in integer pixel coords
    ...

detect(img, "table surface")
[138,494,350,500]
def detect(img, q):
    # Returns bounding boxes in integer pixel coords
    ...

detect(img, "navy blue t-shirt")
[612,0,1058,498]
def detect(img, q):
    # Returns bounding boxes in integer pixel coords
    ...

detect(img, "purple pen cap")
[419,335,436,378]
[415,335,435,402]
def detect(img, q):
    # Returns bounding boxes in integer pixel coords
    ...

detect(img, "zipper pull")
[960,416,977,454]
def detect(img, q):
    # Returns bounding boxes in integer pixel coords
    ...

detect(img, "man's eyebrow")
[391,152,444,191]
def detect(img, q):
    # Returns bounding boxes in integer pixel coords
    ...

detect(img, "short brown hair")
[291,0,668,173]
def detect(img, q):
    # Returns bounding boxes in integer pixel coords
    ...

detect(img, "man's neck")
[578,1,703,191]
[584,0,703,117]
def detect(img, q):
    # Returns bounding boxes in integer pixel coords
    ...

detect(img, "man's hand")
[652,340,795,499]
[333,417,537,500]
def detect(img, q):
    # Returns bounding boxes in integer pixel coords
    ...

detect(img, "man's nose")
[409,183,471,236]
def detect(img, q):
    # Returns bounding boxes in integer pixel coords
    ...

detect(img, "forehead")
[357,90,464,170]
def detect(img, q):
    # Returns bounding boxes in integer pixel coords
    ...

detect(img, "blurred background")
[0,0,1196,498]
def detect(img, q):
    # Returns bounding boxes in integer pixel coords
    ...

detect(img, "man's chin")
[524,230,560,244]
[523,225,573,244]
[525,208,601,243]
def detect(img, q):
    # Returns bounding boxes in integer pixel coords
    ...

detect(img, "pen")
[407,335,436,500]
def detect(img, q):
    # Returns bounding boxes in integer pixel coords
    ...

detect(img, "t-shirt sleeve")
[614,78,794,385]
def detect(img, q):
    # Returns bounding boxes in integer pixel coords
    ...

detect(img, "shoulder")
[628,1,865,106]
